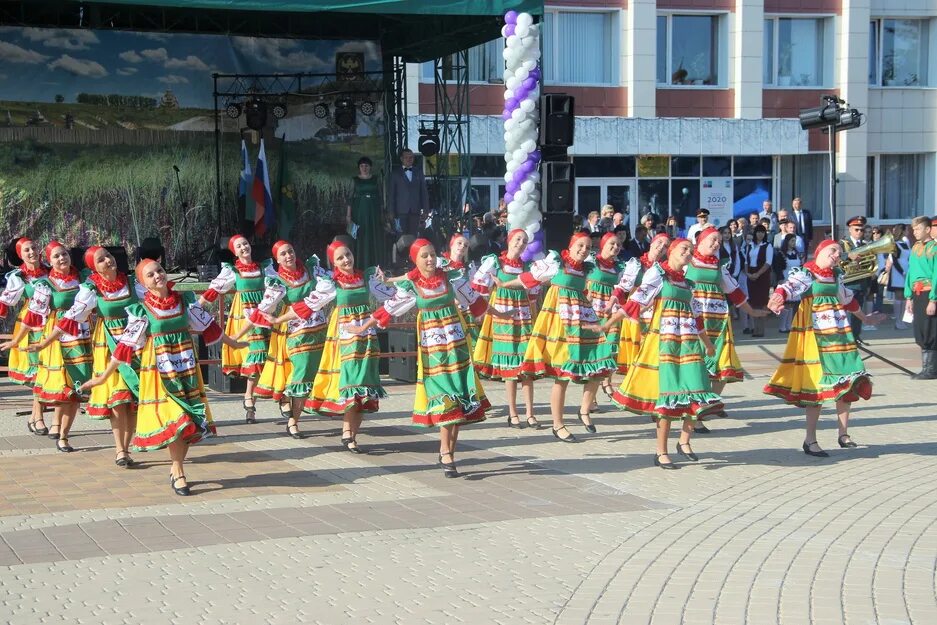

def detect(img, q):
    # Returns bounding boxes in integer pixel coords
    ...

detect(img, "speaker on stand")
[539,94,577,249]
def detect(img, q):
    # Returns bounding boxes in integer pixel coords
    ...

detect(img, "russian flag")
[251,138,275,236]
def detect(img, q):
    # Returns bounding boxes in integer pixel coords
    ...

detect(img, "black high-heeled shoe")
[47,425,61,440]
[341,431,365,454]
[170,474,190,496]
[802,441,829,457]
[33,418,49,436]
[285,419,303,440]
[600,382,615,399]
[56,438,74,453]
[838,434,858,448]
[438,451,459,478]
[506,414,521,429]
[279,403,292,419]
[693,421,711,434]
[655,453,678,470]
[676,441,699,462]
[552,425,577,443]
[577,412,597,433]
[525,416,541,430]
[243,399,257,424]
[115,450,129,467]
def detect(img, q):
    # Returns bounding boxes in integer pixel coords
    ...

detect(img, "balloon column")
[501,11,542,241]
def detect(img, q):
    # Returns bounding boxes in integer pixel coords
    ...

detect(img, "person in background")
[631,226,649,257]
[841,216,870,342]
[791,197,814,247]
[885,223,911,329]
[614,225,634,261]
[760,200,779,239]
[745,225,773,337]
[612,212,624,229]
[598,204,615,232]
[641,213,656,238]
[388,148,429,237]
[748,212,761,231]
[346,156,386,269]
[686,209,710,243]
[903,216,937,379]
[585,211,602,233]
[777,234,804,333]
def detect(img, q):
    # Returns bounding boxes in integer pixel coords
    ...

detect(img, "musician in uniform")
[904,216,937,380]
[841,216,870,343]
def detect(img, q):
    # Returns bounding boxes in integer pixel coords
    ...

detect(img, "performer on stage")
[471,228,541,430]
[606,238,720,468]
[82,259,244,495]
[513,232,618,441]
[613,232,670,375]
[270,239,389,454]
[241,241,329,439]
[0,237,50,436]
[29,247,141,466]
[348,239,493,477]
[585,232,625,399]
[764,239,885,456]
[903,216,937,379]
[686,227,766,431]
[8,242,93,452]
[198,235,270,423]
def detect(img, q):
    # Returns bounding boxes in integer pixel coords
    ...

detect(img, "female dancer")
[585,232,625,399]
[765,240,884,456]
[606,238,720,469]
[440,233,479,340]
[348,239,493,477]
[243,241,328,439]
[514,232,617,441]
[0,238,49,435]
[198,235,270,423]
[776,234,804,333]
[12,242,93,452]
[271,239,387,454]
[613,232,670,376]
[686,227,765,430]
[472,228,541,429]
[82,259,244,495]
[744,225,773,337]
[30,247,140,466]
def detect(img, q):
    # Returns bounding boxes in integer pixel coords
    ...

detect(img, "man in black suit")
[791,197,814,248]
[388,148,429,237]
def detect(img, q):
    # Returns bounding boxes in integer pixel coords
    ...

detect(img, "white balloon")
[511,108,524,121]
[505,76,519,91]
[513,190,528,204]
[520,36,535,49]
[506,160,519,172]
[529,171,541,183]
[521,139,536,153]
[522,60,536,72]
[515,68,529,83]
[501,25,511,38]
[504,120,516,133]
[517,13,533,28]
[528,24,539,37]
[506,36,520,48]
[503,172,513,183]
[503,89,515,101]
[508,200,521,212]
[520,99,535,113]
[515,23,529,38]
[521,180,535,193]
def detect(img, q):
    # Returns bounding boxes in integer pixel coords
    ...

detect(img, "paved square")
[0,324,934,625]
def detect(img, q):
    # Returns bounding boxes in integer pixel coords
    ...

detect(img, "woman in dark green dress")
[347,156,386,269]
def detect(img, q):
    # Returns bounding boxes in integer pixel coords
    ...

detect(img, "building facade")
[405,0,937,235]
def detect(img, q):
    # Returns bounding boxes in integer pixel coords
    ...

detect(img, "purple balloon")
[522,78,537,91]
[505,97,519,111]
[520,238,543,263]
[504,24,516,37]
[504,192,514,204]
[504,10,518,25]
[512,169,527,185]
[506,181,519,194]
[501,110,512,121]
[530,150,542,162]
[514,85,530,102]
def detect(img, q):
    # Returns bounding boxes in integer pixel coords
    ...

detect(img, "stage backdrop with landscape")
[0,26,384,262]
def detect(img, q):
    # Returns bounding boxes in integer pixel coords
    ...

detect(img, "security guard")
[842,216,870,342]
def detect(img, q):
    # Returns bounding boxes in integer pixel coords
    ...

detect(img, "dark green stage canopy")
[1,0,543,60]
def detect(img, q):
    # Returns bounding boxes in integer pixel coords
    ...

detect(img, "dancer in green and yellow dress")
[471,228,542,430]
[612,232,670,375]
[764,239,885,457]
[199,234,271,424]
[513,232,617,441]
[0,237,50,436]
[271,239,390,454]
[606,238,720,469]
[31,246,141,466]
[82,259,245,496]
[685,227,766,431]
[440,233,479,341]
[585,232,626,400]
[240,240,329,440]
[348,238,495,478]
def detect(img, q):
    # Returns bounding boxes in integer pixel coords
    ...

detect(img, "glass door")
[466,178,506,214]
[575,178,636,230]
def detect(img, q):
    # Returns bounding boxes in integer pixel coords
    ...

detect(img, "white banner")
[700,177,734,227]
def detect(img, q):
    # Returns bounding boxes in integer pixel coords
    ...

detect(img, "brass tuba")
[840,233,897,283]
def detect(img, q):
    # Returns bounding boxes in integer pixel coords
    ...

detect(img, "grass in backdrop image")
[0,26,386,262]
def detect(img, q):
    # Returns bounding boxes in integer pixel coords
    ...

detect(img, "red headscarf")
[83,245,103,270]
[228,234,248,255]
[668,237,691,254]
[409,238,433,265]
[507,228,527,245]
[271,240,291,259]
[696,226,719,243]
[600,232,618,252]
[135,258,159,284]
[650,232,670,247]
[326,239,350,266]
[568,231,590,249]
[44,240,65,263]
[14,237,33,262]
[814,239,840,258]
[449,232,467,248]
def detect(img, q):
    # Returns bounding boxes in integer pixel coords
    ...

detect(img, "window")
[870,19,931,87]
[764,17,830,87]
[657,14,724,86]
[779,155,830,222]
[421,38,503,83]
[574,156,636,178]
[543,10,617,85]
[881,154,927,220]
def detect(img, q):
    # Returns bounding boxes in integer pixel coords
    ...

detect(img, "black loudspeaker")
[543,161,575,213]
[70,246,131,273]
[541,212,579,252]
[387,328,417,383]
[206,341,247,394]
[540,94,575,147]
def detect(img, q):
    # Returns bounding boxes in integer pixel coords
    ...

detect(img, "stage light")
[418,127,440,157]
[798,104,840,130]
[334,97,356,129]
[360,100,376,116]
[833,108,863,132]
[225,102,242,119]
[271,102,288,120]
[245,98,267,131]
[313,102,329,119]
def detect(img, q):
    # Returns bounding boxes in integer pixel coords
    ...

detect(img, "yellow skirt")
[616,318,642,374]
[7,304,41,385]
[86,320,134,419]
[132,338,215,452]
[222,294,267,378]
[34,316,91,404]
[255,322,291,402]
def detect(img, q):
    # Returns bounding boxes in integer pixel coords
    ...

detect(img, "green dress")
[585,257,626,357]
[350,176,386,269]
[254,256,328,400]
[684,255,746,383]
[612,263,724,420]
